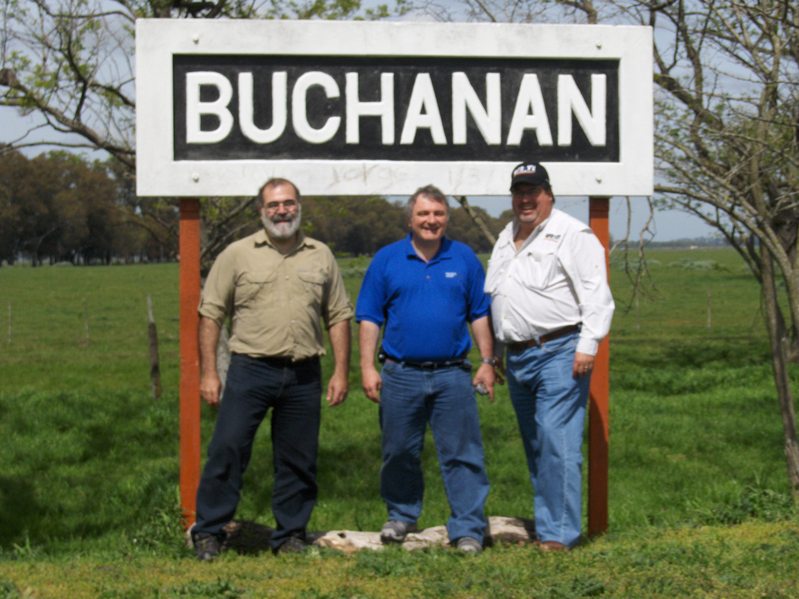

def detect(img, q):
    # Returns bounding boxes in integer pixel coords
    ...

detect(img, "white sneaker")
[380,520,418,544]
[456,536,482,554]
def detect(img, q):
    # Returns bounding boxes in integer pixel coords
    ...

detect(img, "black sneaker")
[193,533,222,561]
[274,535,308,555]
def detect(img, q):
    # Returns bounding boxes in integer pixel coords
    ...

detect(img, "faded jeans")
[506,332,589,547]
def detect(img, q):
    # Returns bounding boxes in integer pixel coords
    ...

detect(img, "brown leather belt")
[506,325,581,353]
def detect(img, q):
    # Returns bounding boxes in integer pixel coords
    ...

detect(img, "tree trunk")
[760,244,799,502]
[454,196,496,246]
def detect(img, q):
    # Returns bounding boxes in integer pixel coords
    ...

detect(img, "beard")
[262,205,302,240]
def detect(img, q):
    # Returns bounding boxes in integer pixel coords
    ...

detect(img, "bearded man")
[191,177,353,559]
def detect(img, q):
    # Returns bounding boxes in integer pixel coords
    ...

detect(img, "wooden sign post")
[588,196,611,535]
[178,198,201,526]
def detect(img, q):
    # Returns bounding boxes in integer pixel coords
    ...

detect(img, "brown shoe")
[536,540,569,552]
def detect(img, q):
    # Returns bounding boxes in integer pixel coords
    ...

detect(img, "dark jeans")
[193,353,322,550]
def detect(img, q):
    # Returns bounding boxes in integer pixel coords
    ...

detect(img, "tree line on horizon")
[0,150,512,267]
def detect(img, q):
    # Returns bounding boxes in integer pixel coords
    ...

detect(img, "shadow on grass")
[0,476,41,546]
[614,337,770,370]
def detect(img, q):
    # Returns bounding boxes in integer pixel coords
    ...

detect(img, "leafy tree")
[0,150,161,264]
[0,148,25,264]
[303,196,407,255]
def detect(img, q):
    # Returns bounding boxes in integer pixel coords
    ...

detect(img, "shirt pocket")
[234,271,277,307]
[297,269,326,307]
[485,257,509,294]
[512,249,559,289]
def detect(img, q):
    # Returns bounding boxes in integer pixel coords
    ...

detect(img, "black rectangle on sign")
[173,55,619,162]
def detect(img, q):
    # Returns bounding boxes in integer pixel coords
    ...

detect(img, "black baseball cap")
[510,162,550,190]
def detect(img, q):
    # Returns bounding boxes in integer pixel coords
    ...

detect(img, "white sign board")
[136,19,653,197]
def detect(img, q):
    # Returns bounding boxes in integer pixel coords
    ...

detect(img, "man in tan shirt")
[192,177,353,560]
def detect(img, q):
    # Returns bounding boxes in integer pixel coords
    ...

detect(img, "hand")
[572,352,595,378]
[473,363,496,403]
[326,371,348,407]
[200,372,222,407]
[361,366,382,404]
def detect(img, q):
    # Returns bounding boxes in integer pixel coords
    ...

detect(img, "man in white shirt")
[485,161,614,551]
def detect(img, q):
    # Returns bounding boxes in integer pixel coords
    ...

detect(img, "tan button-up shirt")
[199,229,353,361]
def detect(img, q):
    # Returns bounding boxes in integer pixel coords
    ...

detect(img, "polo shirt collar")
[403,233,452,263]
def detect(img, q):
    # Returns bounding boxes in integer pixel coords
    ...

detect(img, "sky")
[458,195,715,242]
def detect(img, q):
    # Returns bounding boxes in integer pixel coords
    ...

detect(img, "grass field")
[0,247,797,597]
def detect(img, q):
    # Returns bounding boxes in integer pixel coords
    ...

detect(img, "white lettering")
[345,73,395,144]
[183,68,612,152]
[452,72,501,145]
[185,72,234,144]
[558,74,606,146]
[292,72,341,144]
[238,72,288,144]
[400,73,447,145]
[506,74,553,146]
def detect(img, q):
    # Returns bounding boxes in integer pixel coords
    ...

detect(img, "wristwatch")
[480,357,498,366]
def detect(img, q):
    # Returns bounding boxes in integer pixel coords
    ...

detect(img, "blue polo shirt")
[356,235,490,361]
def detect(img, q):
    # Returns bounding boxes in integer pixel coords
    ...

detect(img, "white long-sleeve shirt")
[485,209,614,356]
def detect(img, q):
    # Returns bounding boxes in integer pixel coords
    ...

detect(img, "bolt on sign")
[136,20,653,197]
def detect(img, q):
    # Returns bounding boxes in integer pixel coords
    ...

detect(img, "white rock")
[312,516,535,553]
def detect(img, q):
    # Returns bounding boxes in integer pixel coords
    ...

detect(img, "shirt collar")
[403,233,451,262]
[509,210,555,249]
[253,228,312,252]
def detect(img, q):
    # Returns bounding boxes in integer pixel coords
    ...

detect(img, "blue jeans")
[506,332,589,548]
[193,354,322,550]
[379,360,490,543]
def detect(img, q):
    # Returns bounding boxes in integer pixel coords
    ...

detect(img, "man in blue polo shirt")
[357,184,496,554]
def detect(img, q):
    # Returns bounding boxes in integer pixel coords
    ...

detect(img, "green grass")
[1,523,798,598]
[0,248,797,596]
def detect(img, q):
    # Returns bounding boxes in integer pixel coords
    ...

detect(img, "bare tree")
[642,0,799,499]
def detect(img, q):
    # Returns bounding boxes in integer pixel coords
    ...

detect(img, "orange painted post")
[588,196,610,536]
[179,198,202,528]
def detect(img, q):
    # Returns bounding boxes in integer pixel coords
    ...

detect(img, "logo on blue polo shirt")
[445,272,459,278]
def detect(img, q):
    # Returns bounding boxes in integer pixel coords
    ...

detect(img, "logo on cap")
[510,161,550,190]
[513,164,539,178]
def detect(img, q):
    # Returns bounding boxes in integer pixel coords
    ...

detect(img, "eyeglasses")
[264,199,298,211]
[512,187,545,199]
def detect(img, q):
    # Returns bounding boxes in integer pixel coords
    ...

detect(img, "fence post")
[179,198,201,528]
[147,295,162,400]
[588,196,611,536]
